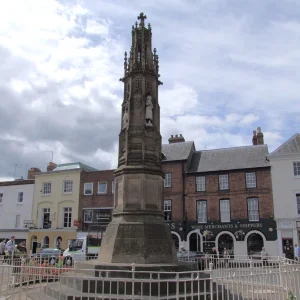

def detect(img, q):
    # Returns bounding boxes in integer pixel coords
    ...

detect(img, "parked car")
[34,248,64,265]
[177,251,206,270]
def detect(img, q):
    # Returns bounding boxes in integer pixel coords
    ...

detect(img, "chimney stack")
[256,127,264,145]
[27,167,41,179]
[252,130,257,145]
[47,162,57,172]
[168,134,185,144]
[252,127,264,145]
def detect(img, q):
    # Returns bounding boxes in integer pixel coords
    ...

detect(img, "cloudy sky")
[0,0,299,180]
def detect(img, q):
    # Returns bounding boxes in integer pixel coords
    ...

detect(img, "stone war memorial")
[38,13,223,299]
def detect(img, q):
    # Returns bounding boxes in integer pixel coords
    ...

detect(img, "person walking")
[223,248,230,267]
[5,236,16,263]
[261,247,268,266]
[210,247,218,269]
[294,244,299,262]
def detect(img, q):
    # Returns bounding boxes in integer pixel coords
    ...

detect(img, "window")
[63,180,73,194]
[164,200,172,221]
[84,182,93,195]
[196,176,206,192]
[43,208,51,229]
[246,172,256,188]
[293,162,300,176]
[84,210,93,223]
[15,215,21,228]
[63,207,72,228]
[220,199,230,222]
[164,173,172,187]
[0,193,3,203]
[17,192,23,203]
[219,174,229,190]
[42,182,51,195]
[112,181,115,194]
[197,201,207,223]
[98,182,107,194]
[297,194,300,215]
[43,236,49,249]
[247,198,259,221]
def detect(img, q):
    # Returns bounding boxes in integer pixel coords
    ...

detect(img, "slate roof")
[53,162,98,172]
[162,141,195,162]
[269,133,300,157]
[188,144,270,173]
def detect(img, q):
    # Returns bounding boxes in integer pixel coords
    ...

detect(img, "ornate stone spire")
[120,12,162,82]
[97,14,177,265]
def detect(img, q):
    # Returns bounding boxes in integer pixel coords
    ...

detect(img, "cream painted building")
[28,162,97,254]
[268,134,300,258]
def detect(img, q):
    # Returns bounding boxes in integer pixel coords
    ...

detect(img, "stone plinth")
[98,213,176,264]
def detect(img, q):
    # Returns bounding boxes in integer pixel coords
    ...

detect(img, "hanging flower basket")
[203,230,213,238]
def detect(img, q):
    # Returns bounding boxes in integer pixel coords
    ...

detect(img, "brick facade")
[185,168,274,222]
[160,132,277,256]
[78,170,115,231]
[162,161,185,221]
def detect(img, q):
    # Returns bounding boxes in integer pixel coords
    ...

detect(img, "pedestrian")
[261,247,268,266]
[294,244,299,262]
[5,236,16,263]
[223,248,230,267]
[210,247,218,268]
[0,239,6,262]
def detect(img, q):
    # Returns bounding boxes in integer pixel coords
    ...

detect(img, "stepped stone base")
[27,262,232,300]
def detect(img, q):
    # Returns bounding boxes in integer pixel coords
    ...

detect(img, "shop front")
[168,219,278,257]
[276,220,299,258]
[0,230,29,246]
[27,229,77,255]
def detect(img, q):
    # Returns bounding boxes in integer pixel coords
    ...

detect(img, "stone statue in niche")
[122,101,129,130]
[145,95,153,127]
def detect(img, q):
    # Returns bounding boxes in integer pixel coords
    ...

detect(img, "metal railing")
[0,255,299,299]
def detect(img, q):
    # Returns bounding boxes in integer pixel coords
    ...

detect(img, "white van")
[63,235,101,266]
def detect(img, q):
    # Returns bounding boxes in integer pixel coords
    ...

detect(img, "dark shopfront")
[167,219,277,256]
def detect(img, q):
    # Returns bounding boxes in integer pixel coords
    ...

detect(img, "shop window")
[247,233,264,256]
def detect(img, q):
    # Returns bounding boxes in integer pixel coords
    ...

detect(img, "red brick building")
[77,170,115,237]
[162,129,277,257]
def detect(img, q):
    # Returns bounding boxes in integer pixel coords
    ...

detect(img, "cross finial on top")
[137,12,147,26]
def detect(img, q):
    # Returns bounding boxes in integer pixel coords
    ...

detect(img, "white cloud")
[160,84,198,117]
